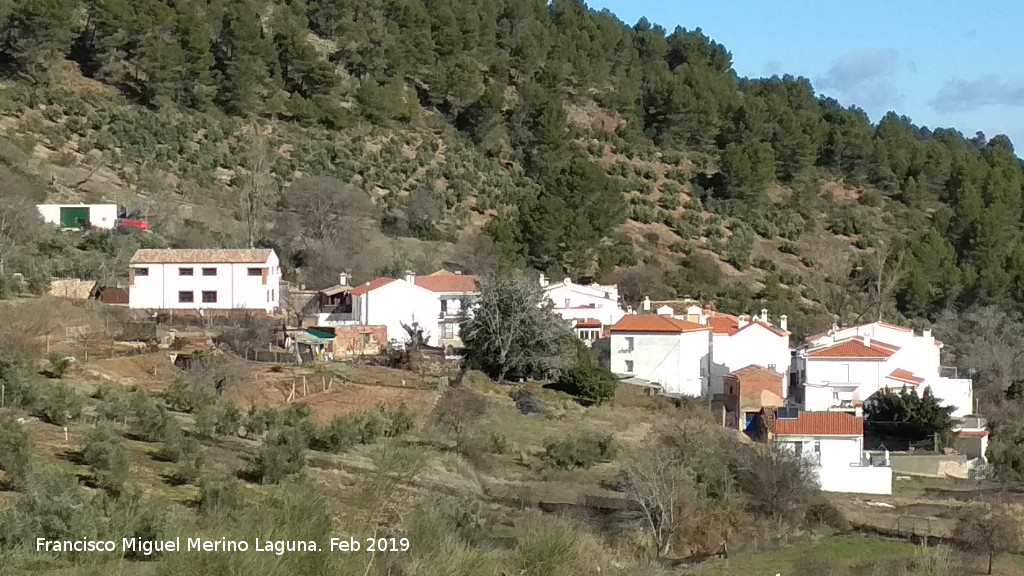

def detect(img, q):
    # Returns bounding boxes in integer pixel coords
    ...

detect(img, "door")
[59,206,90,229]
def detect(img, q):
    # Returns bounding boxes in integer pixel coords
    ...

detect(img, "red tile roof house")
[648,300,791,398]
[795,325,974,419]
[315,270,478,349]
[609,314,712,397]
[755,408,893,495]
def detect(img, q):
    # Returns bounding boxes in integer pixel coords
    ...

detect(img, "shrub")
[81,424,130,496]
[129,391,170,441]
[33,381,83,426]
[0,465,98,554]
[555,362,618,406]
[195,401,242,438]
[246,426,307,484]
[164,375,216,413]
[0,411,32,488]
[542,432,617,470]
[47,353,74,379]
[487,431,510,455]
[197,475,244,520]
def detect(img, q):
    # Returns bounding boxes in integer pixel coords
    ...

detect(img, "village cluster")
[37,203,987,498]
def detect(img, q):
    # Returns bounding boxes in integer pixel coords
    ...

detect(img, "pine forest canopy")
[1,0,1024,333]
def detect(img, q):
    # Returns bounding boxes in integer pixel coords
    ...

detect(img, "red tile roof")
[773,411,864,436]
[349,277,396,296]
[887,368,925,386]
[610,314,709,334]
[955,430,990,438]
[574,318,603,329]
[414,270,478,294]
[706,313,788,337]
[805,336,900,360]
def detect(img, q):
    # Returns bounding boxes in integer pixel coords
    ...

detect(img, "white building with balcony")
[609,314,711,396]
[542,275,626,341]
[312,270,477,348]
[128,248,280,313]
[766,408,892,495]
[795,322,974,418]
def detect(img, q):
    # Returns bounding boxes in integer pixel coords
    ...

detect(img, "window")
[178,291,194,303]
[201,291,217,303]
[624,336,634,352]
[443,323,455,339]
[134,267,149,276]
[361,333,371,346]
[202,268,217,276]
[248,267,262,276]
[793,443,803,457]
[179,267,194,276]
[624,360,634,373]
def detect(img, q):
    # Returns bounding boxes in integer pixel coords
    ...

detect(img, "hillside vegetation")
[1,0,1023,338]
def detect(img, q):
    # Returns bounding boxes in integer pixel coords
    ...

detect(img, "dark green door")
[59,207,90,229]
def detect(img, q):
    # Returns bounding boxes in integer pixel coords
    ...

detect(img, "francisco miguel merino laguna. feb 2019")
[36,536,411,556]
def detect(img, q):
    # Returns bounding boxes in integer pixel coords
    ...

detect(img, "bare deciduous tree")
[936,305,1024,408]
[0,167,49,267]
[953,496,1021,574]
[621,450,688,558]
[866,239,907,323]
[433,388,488,455]
[235,125,277,248]
[282,177,377,241]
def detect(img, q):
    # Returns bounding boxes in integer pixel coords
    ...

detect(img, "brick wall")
[328,325,388,358]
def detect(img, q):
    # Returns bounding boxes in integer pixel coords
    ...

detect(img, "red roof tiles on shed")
[610,315,709,334]
[887,368,925,385]
[773,411,864,436]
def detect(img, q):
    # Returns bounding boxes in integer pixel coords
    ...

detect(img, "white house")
[649,301,791,397]
[796,321,974,417]
[610,314,711,396]
[346,277,440,347]
[412,270,478,348]
[768,409,892,495]
[37,203,118,230]
[542,275,626,341]
[128,248,281,313]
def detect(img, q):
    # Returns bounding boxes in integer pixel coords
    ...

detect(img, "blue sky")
[590,0,1024,148]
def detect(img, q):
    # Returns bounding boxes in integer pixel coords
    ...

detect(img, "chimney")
[738,314,749,329]
[300,284,305,291]
[760,308,768,323]
[698,315,707,326]
[642,296,651,311]
[339,271,349,286]
[627,305,634,315]
[404,270,416,284]
[539,273,548,288]
[780,314,788,332]
[455,270,462,275]
[863,335,871,348]
[855,405,863,418]
[923,328,932,339]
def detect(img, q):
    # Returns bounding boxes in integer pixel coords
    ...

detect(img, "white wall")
[37,204,118,229]
[611,330,710,396]
[128,253,280,312]
[777,434,892,494]
[709,325,790,396]
[928,378,974,418]
[545,281,625,327]
[356,280,440,346]
[817,465,893,495]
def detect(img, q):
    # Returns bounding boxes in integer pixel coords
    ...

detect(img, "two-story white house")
[649,301,791,397]
[610,314,711,396]
[128,248,281,313]
[764,408,892,495]
[542,275,626,343]
[796,321,974,418]
[345,276,440,347]
[411,270,478,348]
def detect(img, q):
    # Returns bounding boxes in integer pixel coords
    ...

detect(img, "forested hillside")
[1,0,1023,337]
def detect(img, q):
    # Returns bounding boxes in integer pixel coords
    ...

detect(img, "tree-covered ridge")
[2,0,1024,330]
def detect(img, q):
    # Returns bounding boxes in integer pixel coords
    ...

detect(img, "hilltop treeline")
[2,0,1024,322]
